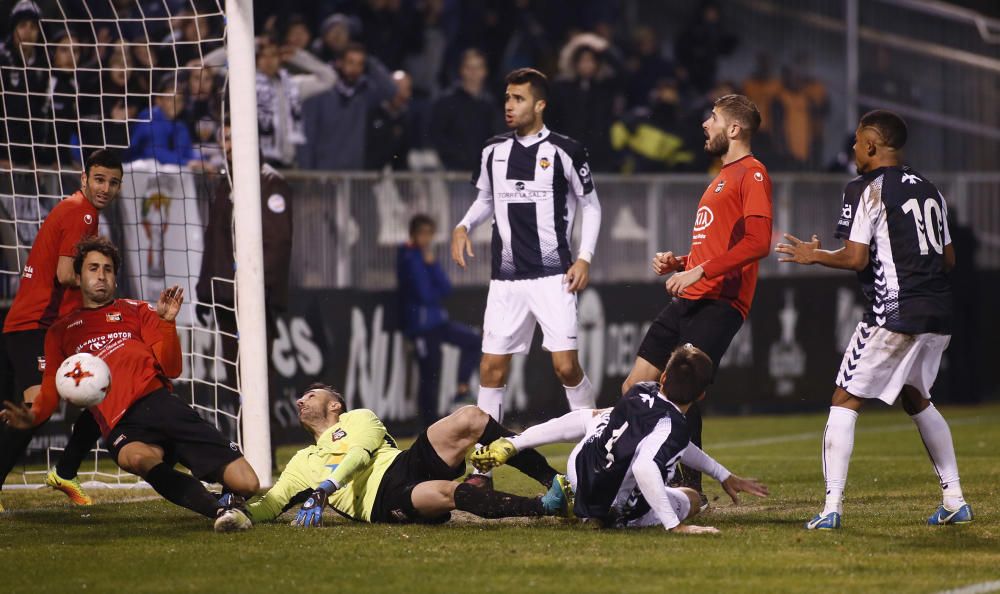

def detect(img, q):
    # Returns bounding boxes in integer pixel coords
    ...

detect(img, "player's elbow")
[750,239,770,261]
[56,269,76,286]
[848,254,869,272]
[161,359,183,378]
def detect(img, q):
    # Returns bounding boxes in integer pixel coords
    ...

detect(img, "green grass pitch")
[3,403,998,594]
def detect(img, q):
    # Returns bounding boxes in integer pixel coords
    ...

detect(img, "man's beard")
[704,133,729,157]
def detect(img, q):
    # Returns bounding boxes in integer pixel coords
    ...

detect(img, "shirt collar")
[515,125,549,146]
[658,391,684,413]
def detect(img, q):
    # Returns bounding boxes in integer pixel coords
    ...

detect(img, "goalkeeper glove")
[292,480,337,528]
[470,438,518,472]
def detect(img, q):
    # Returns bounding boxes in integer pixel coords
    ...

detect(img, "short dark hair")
[661,344,714,405]
[73,235,121,276]
[84,149,123,176]
[255,35,278,56]
[859,109,907,149]
[714,94,761,137]
[343,41,366,58]
[307,382,347,412]
[505,67,549,102]
[409,213,435,237]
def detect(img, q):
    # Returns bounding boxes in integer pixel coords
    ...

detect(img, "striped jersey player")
[776,109,973,530]
[451,68,602,471]
[472,344,768,533]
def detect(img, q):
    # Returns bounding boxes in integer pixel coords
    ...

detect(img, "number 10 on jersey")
[902,198,945,255]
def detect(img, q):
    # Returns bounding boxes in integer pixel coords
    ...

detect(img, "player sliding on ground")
[0,236,260,533]
[776,110,974,530]
[473,344,768,533]
[248,384,571,526]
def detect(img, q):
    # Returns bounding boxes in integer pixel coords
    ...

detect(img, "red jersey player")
[0,149,122,507]
[623,95,773,499]
[1,236,259,532]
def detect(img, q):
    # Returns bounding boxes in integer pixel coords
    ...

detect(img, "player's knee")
[679,487,702,520]
[238,472,260,496]
[117,444,161,476]
[900,387,929,416]
[553,359,581,385]
[453,405,488,437]
[225,459,260,495]
[479,355,509,387]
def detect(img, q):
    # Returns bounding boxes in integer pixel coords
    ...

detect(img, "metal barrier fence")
[3,169,997,298]
[283,170,1000,291]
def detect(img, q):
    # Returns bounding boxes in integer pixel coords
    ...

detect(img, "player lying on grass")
[247,384,572,526]
[0,236,259,533]
[473,344,768,533]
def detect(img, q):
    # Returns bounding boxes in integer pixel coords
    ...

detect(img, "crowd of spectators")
[0,0,837,175]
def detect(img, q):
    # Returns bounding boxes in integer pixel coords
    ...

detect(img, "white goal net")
[0,0,257,488]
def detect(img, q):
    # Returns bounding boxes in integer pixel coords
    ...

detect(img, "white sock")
[822,406,858,516]
[474,386,505,477]
[564,375,594,410]
[509,409,591,451]
[476,385,505,423]
[911,404,965,509]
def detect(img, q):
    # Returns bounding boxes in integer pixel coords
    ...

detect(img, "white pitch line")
[934,580,1000,594]
[710,416,989,450]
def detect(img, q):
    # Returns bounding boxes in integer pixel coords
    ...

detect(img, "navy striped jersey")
[835,165,952,334]
[572,381,690,519]
[473,126,595,281]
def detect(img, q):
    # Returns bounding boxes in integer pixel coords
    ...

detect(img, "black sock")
[507,450,558,488]
[678,400,704,492]
[145,462,220,519]
[453,482,544,519]
[476,417,558,487]
[0,426,36,487]
[55,410,102,480]
[476,416,514,444]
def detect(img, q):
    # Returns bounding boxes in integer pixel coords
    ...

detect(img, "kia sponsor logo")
[693,206,714,232]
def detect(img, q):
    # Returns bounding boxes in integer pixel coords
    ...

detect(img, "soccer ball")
[55,353,111,407]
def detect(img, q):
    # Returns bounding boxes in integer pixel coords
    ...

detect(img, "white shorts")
[835,322,951,404]
[481,274,578,354]
[621,487,693,528]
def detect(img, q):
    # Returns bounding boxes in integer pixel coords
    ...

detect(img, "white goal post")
[225,0,272,487]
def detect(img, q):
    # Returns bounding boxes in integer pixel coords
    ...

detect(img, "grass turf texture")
[2,403,998,594]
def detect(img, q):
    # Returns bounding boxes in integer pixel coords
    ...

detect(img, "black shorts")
[636,298,744,378]
[0,329,46,402]
[370,431,465,523]
[105,389,243,481]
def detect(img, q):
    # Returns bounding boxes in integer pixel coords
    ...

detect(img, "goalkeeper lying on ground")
[248,383,571,526]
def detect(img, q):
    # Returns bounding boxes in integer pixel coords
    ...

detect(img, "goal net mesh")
[1,0,244,488]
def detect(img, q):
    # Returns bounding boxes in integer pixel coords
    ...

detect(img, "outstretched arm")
[775,235,869,271]
[248,452,312,523]
[681,443,769,504]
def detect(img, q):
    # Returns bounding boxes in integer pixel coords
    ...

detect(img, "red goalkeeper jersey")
[31,299,182,436]
[3,192,98,333]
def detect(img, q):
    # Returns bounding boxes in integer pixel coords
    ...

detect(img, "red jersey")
[3,192,98,333]
[32,299,182,436]
[684,155,773,318]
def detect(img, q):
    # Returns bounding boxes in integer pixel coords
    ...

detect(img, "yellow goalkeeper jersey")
[248,409,402,523]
